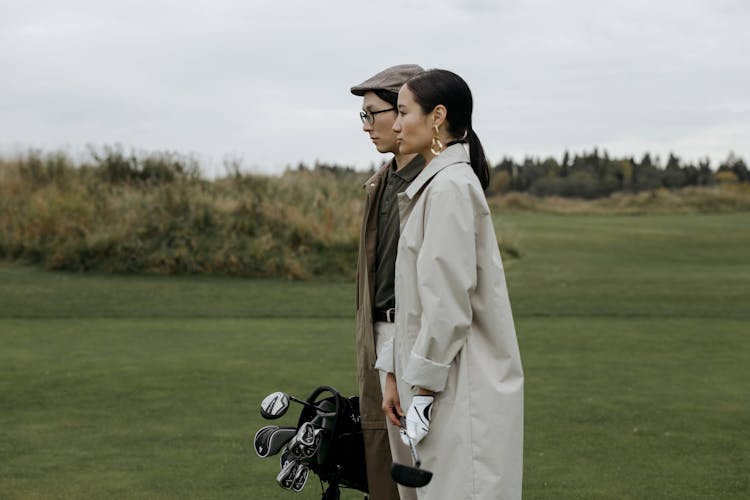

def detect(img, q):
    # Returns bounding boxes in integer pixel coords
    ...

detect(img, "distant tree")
[530,174,563,197]
[663,153,687,189]
[719,152,749,183]
[698,159,713,186]
[562,171,599,198]
[613,159,633,191]
[634,153,662,191]
[561,150,570,178]
[640,153,653,168]
[487,170,512,195]
[541,157,561,177]
[682,164,699,186]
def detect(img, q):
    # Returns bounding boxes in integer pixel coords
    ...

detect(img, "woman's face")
[393,84,433,157]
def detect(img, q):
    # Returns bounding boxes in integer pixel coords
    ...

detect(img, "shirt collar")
[391,154,426,182]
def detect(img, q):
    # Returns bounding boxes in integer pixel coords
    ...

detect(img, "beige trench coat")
[356,163,401,500]
[393,144,524,500]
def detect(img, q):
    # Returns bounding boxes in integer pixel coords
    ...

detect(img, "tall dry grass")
[6,149,746,279]
[0,150,362,279]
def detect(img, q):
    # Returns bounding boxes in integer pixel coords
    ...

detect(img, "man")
[351,64,425,500]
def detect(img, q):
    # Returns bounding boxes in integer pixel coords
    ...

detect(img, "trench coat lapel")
[398,144,470,230]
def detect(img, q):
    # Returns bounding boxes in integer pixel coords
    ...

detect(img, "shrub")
[0,149,530,279]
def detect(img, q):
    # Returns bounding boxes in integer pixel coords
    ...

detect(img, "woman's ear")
[432,104,447,128]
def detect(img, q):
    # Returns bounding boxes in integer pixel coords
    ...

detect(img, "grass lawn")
[1,213,749,499]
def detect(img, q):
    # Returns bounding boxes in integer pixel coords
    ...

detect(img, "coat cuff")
[402,351,450,393]
[374,337,395,373]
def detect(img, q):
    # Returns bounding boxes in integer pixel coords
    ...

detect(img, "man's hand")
[402,395,434,446]
[381,372,404,427]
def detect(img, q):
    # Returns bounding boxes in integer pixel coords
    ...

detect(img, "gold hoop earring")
[430,124,444,156]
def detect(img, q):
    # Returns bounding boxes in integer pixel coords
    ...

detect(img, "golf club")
[276,459,301,490]
[260,391,335,420]
[305,428,324,457]
[279,446,294,470]
[391,420,433,488]
[260,392,291,420]
[287,422,325,459]
[253,425,297,458]
[290,463,310,492]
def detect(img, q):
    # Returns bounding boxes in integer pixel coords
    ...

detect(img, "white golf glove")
[401,395,434,446]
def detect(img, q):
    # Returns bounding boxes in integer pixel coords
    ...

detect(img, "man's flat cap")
[350,64,425,96]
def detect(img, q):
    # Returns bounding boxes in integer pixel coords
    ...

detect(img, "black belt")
[373,308,396,323]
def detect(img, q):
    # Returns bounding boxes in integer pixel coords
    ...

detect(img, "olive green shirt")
[373,155,425,311]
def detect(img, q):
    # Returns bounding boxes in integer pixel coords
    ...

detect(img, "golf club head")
[287,422,317,459]
[293,427,324,459]
[255,426,297,458]
[279,446,294,469]
[297,422,315,446]
[291,463,310,492]
[391,462,433,488]
[309,428,324,453]
[276,459,300,490]
[260,392,290,420]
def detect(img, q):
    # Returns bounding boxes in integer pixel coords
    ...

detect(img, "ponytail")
[406,69,491,190]
[467,127,490,190]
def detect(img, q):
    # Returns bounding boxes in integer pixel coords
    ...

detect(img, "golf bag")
[298,386,368,498]
[254,385,368,499]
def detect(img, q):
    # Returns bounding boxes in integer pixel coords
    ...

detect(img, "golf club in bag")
[253,385,368,499]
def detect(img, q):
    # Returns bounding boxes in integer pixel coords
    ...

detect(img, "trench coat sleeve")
[402,187,477,393]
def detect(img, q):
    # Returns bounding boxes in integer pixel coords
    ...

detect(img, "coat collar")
[403,143,470,199]
[362,162,390,189]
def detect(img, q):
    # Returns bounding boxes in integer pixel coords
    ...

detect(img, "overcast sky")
[1,0,748,177]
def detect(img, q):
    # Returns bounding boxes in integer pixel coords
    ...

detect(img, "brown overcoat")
[355,163,400,500]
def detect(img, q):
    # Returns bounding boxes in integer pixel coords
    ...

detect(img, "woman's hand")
[404,394,434,445]
[382,372,404,427]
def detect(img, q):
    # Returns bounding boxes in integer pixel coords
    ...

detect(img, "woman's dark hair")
[404,69,490,189]
[373,89,399,109]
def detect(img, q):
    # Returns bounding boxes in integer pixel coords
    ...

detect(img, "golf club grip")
[303,385,343,442]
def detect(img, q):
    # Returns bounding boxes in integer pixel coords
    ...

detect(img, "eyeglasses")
[359,108,395,125]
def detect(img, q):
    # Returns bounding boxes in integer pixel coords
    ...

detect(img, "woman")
[381,69,524,499]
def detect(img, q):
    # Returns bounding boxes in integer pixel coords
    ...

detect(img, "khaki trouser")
[375,322,419,500]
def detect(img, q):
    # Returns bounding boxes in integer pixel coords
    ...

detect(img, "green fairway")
[1,213,749,499]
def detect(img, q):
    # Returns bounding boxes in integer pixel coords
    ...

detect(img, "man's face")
[361,91,398,154]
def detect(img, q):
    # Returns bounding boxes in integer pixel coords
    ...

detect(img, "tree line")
[303,150,749,199]
[491,150,748,198]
